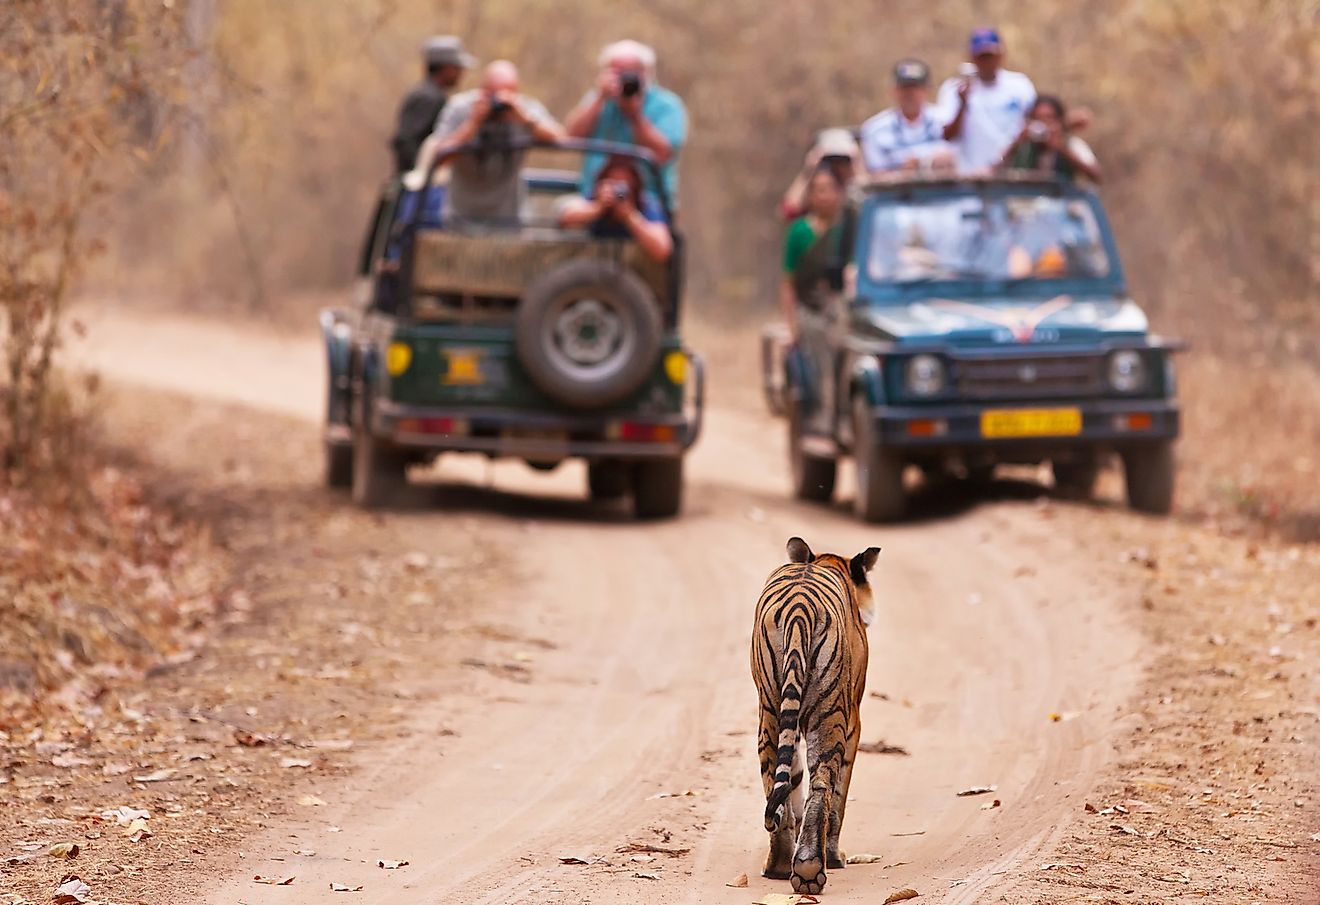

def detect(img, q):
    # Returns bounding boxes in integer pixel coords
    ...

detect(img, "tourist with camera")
[565,40,688,206]
[557,156,673,263]
[999,95,1102,183]
[780,167,847,340]
[859,59,955,173]
[936,27,1037,172]
[419,60,564,222]
[779,128,860,221]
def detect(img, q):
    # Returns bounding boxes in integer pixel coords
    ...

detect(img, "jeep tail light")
[611,422,677,443]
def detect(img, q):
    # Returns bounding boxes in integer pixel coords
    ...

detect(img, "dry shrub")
[0,1,188,478]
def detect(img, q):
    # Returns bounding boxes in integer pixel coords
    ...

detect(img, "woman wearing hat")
[779,128,859,221]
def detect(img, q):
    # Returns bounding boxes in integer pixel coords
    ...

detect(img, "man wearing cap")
[565,40,688,207]
[936,28,1036,172]
[859,59,953,173]
[390,36,475,173]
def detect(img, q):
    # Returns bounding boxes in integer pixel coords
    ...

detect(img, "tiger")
[751,536,880,895]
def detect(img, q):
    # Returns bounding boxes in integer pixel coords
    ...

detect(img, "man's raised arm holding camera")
[565,40,688,207]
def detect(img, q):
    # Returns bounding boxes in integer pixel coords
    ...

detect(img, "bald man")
[426,60,564,222]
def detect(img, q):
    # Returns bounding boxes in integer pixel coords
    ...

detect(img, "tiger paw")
[791,856,827,894]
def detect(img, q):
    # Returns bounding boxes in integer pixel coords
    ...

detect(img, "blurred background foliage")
[104,0,1315,358]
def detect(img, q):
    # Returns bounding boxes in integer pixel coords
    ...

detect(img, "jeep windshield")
[863,190,1114,295]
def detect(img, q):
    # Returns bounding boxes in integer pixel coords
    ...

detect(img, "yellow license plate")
[981,408,1082,438]
[441,349,484,385]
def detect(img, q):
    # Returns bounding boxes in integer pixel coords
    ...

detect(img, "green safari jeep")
[321,140,704,517]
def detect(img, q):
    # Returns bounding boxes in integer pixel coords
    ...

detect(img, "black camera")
[619,72,642,98]
[488,95,511,117]
[602,179,632,203]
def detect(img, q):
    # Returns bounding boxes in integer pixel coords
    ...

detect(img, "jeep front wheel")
[1122,442,1175,515]
[789,407,836,502]
[852,397,906,522]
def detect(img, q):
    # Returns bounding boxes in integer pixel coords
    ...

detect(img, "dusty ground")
[1,309,1316,904]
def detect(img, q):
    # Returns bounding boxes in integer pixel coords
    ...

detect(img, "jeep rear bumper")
[340,354,705,461]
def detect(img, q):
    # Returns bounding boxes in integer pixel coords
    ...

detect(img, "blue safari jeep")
[762,172,1183,522]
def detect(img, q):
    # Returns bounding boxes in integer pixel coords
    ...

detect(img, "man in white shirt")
[937,28,1036,172]
[859,59,954,172]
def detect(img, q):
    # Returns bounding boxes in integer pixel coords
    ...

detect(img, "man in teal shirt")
[565,40,688,210]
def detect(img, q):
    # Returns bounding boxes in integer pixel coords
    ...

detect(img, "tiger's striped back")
[750,537,879,895]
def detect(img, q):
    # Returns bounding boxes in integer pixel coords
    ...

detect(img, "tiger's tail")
[764,609,811,832]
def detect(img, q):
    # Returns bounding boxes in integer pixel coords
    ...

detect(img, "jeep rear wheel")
[853,396,906,523]
[351,394,407,509]
[325,440,353,489]
[516,258,662,410]
[789,408,836,502]
[632,457,683,519]
[587,460,631,500]
[1123,442,1175,515]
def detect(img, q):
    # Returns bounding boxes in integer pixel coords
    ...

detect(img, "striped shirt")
[859,104,950,172]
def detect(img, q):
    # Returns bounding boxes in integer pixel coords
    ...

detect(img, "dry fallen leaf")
[377,859,408,869]
[330,882,364,892]
[883,889,920,903]
[646,789,699,800]
[280,757,314,769]
[726,872,749,887]
[101,806,150,826]
[48,842,80,859]
[858,740,909,755]
[298,795,327,807]
[234,728,270,747]
[846,852,885,864]
[53,875,91,904]
[558,855,591,865]
[634,871,661,880]
[133,768,176,782]
[253,875,296,885]
[753,895,820,905]
[980,799,1002,810]
[956,785,998,797]
[124,817,152,842]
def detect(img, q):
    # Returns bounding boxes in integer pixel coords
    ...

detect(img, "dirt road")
[74,310,1142,903]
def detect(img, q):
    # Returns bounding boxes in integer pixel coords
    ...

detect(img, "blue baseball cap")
[969,28,1003,56]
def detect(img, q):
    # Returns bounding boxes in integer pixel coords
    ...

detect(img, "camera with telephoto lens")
[619,71,642,98]
[487,93,511,117]
[1026,120,1051,143]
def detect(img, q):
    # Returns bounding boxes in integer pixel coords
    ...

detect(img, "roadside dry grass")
[0,387,511,904]
[1004,501,1320,904]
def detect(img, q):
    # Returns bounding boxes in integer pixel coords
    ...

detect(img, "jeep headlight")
[1108,350,1146,393]
[905,354,946,397]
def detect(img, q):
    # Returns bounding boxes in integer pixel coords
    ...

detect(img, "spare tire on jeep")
[515,258,663,409]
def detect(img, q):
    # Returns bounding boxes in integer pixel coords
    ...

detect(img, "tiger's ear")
[849,547,881,585]
[786,537,814,563]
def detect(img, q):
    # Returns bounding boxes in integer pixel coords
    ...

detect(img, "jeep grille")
[953,354,1104,400]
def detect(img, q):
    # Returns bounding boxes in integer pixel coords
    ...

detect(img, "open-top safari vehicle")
[321,139,703,516]
[762,171,1184,522]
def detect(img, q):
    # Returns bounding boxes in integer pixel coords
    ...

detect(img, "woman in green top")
[780,166,844,339]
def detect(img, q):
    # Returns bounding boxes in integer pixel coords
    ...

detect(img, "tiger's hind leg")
[826,725,862,869]
[759,707,797,879]
[791,735,832,895]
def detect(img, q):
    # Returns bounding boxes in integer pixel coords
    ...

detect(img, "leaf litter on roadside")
[883,890,920,903]
[956,785,998,797]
